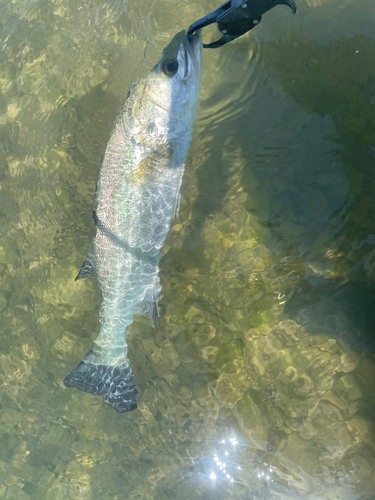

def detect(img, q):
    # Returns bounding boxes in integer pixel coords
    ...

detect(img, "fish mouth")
[182,29,202,78]
[162,29,201,58]
[183,29,202,59]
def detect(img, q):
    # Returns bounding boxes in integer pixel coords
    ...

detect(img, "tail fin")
[64,357,138,413]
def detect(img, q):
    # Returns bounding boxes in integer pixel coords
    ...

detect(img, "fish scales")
[64,30,202,412]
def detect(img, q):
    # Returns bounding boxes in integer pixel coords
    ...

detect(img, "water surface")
[1,0,375,498]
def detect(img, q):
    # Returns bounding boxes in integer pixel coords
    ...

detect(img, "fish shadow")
[284,277,375,354]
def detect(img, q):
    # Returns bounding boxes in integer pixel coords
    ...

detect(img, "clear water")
[1,0,375,498]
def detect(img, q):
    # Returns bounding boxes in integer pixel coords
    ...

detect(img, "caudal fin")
[64,358,138,413]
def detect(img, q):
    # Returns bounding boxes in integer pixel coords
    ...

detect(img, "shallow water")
[1,0,375,498]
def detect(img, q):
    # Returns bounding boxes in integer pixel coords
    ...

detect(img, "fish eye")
[162,59,178,77]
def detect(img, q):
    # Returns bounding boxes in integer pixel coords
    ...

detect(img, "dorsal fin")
[75,246,96,281]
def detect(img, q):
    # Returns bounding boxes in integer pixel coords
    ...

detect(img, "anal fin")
[134,298,159,327]
[173,171,183,219]
[133,281,161,327]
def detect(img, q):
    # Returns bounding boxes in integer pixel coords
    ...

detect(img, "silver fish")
[64,30,202,412]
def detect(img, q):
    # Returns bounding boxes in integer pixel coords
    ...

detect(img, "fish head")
[145,29,202,132]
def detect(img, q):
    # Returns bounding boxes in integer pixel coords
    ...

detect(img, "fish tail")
[64,344,138,413]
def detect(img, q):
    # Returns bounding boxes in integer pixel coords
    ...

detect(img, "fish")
[64,30,202,413]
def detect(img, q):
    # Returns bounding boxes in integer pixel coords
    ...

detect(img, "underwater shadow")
[284,277,375,353]
[261,33,375,268]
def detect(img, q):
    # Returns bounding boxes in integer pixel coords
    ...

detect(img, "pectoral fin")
[131,144,174,183]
